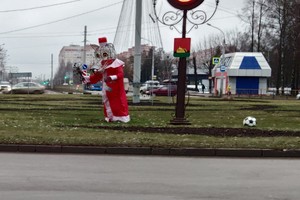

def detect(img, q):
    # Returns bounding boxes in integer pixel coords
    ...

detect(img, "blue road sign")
[212,57,220,65]
[220,65,226,72]
[82,64,88,70]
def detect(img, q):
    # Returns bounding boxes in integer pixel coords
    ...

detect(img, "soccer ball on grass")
[243,116,257,127]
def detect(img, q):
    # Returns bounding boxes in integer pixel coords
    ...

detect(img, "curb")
[1,144,300,158]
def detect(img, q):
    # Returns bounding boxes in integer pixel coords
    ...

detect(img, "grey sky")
[0,0,245,79]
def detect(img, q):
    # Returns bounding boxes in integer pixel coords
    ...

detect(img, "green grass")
[0,94,299,150]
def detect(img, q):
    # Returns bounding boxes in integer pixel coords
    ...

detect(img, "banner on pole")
[173,38,191,58]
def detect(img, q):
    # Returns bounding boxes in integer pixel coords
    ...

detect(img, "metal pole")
[83,26,87,64]
[151,47,155,80]
[51,54,53,89]
[133,0,142,103]
[220,40,225,97]
[170,10,190,125]
[207,23,226,97]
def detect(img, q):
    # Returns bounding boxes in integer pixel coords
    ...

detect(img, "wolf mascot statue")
[83,37,130,123]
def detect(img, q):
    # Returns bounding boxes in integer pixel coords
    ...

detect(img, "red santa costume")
[85,37,130,123]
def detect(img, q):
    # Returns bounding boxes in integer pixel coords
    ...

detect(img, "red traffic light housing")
[167,0,204,10]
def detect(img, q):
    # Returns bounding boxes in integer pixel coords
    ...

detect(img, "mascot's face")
[98,43,116,60]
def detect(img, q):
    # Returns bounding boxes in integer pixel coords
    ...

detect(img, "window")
[223,56,233,67]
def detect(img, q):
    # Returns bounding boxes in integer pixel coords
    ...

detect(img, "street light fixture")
[207,23,226,97]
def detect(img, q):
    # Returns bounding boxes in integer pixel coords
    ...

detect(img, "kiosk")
[212,52,271,95]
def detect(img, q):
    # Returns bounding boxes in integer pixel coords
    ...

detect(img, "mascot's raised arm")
[82,37,130,123]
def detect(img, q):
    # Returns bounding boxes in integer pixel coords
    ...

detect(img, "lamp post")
[207,23,226,97]
[153,0,219,125]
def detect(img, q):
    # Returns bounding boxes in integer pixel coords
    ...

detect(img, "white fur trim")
[105,115,130,123]
[102,81,114,120]
[105,59,125,69]
[110,75,117,80]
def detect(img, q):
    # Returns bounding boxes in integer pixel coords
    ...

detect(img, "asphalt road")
[1,153,300,200]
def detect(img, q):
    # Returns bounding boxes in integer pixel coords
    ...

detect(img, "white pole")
[133,0,142,103]
[51,54,53,89]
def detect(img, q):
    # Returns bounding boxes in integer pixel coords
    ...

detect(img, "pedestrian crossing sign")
[212,57,220,65]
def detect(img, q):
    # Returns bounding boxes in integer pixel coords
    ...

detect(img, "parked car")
[140,80,160,94]
[3,82,45,94]
[0,81,11,91]
[147,84,177,96]
[85,82,102,91]
[187,84,201,92]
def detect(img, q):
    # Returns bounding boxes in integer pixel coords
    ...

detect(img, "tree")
[265,0,298,94]
[238,0,300,93]
[0,45,7,81]
[239,0,269,52]
[53,60,67,86]
[141,50,152,82]
[289,1,300,93]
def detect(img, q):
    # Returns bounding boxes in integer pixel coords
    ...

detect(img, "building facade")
[58,45,97,67]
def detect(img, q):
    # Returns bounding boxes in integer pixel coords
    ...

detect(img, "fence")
[228,88,300,100]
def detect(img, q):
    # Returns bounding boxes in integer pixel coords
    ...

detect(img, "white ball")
[243,116,257,127]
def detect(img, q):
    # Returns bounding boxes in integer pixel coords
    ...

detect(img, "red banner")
[173,38,191,58]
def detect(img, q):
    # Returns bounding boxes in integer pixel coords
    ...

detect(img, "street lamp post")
[153,0,219,125]
[207,23,226,97]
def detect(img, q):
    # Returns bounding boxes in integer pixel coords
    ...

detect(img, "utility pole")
[151,46,155,80]
[83,25,87,64]
[207,23,226,97]
[51,54,53,89]
[133,0,142,103]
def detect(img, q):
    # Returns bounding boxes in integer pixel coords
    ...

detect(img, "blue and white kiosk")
[212,52,271,95]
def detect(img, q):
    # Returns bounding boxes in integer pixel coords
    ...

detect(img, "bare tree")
[239,0,269,52]
[289,1,300,93]
[265,0,297,94]
[0,45,7,81]
[192,30,241,93]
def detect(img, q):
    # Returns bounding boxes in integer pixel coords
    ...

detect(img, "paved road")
[1,153,300,200]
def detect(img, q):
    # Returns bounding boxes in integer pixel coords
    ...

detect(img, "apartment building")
[58,44,97,67]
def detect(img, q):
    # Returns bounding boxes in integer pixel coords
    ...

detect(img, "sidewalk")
[1,144,300,158]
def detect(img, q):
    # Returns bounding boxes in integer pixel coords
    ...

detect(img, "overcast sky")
[0,0,246,80]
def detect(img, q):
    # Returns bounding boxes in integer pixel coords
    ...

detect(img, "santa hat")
[98,37,107,47]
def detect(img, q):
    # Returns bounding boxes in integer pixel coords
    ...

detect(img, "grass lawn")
[0,94,299,150]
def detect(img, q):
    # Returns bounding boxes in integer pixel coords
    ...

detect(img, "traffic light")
[167,0,204,10]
